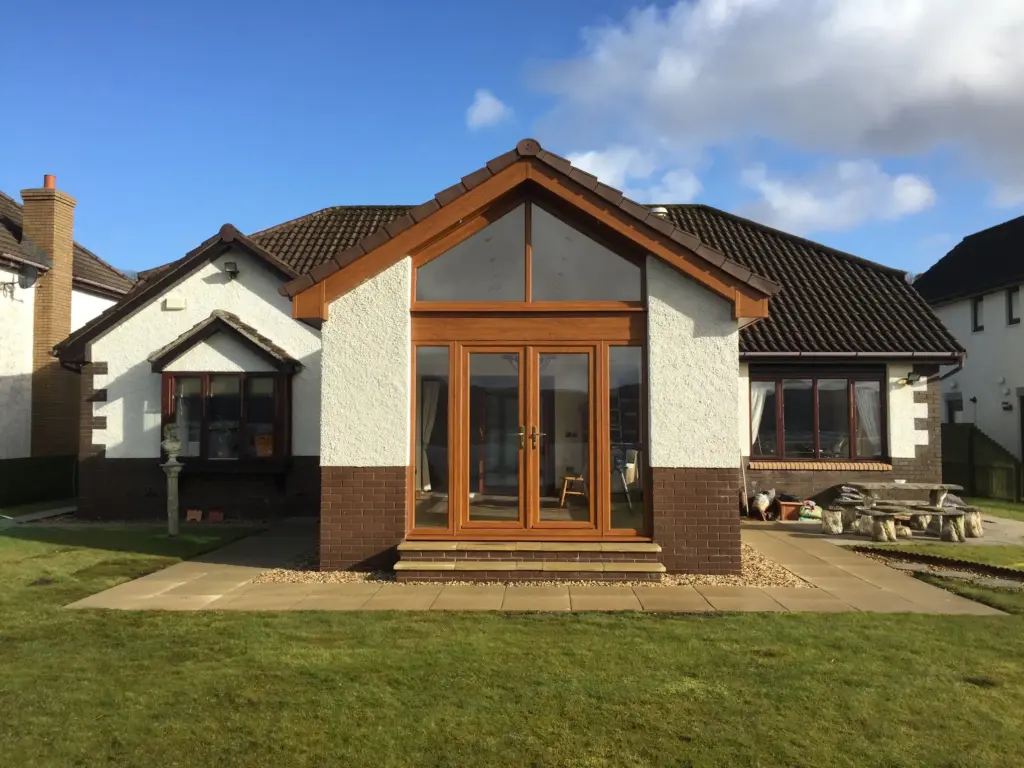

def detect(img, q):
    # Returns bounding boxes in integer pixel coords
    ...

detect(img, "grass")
[965,497,1024,523]
[2,526,1024,767]
[916,574,1024,616]
[865,542,1024,571]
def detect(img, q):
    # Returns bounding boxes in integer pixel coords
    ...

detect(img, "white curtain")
[750,382,773,452]
[855,382,882,457]
[419,381,441,491]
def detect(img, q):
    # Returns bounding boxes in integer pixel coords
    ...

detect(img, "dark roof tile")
[0,190,134,296]
[914,215,1024,304]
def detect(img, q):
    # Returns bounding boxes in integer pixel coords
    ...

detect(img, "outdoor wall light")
[899,372,923,386]
[223,261,239,280]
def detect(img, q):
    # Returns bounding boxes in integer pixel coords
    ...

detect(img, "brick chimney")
[21,175,78,457]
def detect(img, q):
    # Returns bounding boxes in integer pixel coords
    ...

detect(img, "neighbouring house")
[915,215,1024,457]
[1,176,134,506]
[54,140,961,577]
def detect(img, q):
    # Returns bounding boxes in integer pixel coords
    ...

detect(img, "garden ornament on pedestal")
[160,423,183,536]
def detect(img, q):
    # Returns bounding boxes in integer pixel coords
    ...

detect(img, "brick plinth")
[651,467,741,574]
[320,466,407,570]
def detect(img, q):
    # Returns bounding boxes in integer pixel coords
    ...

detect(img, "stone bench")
[854,507,967,542]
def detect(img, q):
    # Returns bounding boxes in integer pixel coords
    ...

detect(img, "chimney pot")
[43,174,56,190]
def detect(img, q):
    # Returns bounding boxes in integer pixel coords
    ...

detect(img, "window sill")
[170,458,289,475]
[748,460,893,472]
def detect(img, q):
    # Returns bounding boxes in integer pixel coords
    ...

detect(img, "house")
[915,215,1024,457]
[54,140,960,577]
[1,176,134,506]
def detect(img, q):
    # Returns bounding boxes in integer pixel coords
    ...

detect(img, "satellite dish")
[19,264,39,289]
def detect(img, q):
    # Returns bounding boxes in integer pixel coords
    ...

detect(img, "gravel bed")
[252,543,811,589]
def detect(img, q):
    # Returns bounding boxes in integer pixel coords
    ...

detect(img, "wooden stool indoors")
[560,474,587,507]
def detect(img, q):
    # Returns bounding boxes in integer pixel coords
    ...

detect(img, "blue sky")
[2,0,1022,276]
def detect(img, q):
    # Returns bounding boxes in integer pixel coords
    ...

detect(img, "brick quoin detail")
[320,466,407,570]
[651,467,741,574]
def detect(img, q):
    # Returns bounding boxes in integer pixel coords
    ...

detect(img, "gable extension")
[282,139,780,321]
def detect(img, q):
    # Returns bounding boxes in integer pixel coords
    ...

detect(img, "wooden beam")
[300,163,530,318]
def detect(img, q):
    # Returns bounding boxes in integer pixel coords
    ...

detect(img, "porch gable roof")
[147,310,302,374]
[282,139,781,321]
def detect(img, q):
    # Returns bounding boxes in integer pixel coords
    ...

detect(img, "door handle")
[530,425,546,449]
[515,426,525,449]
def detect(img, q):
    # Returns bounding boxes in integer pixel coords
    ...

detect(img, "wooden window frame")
[410,193,647,313]
[161,371,291,471]
[407,330,651,541]
[750,368,888,462]
[1008,287,1020,326]
[972,295,985,332]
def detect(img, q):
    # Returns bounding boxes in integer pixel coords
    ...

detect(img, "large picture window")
[162,372,288,462]
[750,371,885,460]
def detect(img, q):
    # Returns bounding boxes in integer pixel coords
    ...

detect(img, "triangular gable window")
[413,200,642,304]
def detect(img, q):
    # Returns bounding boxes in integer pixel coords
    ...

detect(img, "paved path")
[66,526,1003,614]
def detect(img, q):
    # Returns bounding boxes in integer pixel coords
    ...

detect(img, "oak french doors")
[411,319,648,539]
[462,345,596,532]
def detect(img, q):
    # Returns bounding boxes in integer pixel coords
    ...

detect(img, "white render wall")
[0,265,34,459]
[89,250,321,458]
[71,289,115,332]
[164,333,277,373]
[934,291,1022,456]
[646,256,740,468]
[887,364,929,459]
[320,258,411,467]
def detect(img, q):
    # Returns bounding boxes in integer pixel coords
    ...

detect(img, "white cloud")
[466,89,512,130]
[739,161,936,233]
[567,146,702,202]
[539,0,1024,202]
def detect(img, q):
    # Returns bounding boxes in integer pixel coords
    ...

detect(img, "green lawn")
[915,574,1024,616]
[965,497,1024,523]
[865,542,1024,571]
[3,526,1024,767]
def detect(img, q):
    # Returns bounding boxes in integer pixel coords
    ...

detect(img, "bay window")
[162,372,289,462]
[750,371,885,460]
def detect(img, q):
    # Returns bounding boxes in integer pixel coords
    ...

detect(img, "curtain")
[750,382,773,452]
[855,382,882,457]
[419,380,441,491]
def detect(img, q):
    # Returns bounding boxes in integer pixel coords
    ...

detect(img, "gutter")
[739,351,962,360]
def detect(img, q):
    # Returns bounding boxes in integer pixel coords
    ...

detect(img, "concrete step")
[397,541,661,553]
[394,559,665,582]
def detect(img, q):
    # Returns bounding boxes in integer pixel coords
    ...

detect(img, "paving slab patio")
[66,524,1006,615]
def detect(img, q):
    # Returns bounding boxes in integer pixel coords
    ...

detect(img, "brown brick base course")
[320,466,406,571]
[651,467,741,574]
[76,456,320,520]
[396,571,662,583]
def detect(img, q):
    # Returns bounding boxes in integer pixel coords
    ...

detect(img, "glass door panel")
[535,352,593,524]
[466,351,524,526]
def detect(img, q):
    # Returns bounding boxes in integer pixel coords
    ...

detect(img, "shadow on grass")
[0,523,278,565]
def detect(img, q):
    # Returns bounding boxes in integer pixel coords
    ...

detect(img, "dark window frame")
[750,368,888,461]
[972,295,985,332]
[1008,287,1020,326]
[160,372,291,469]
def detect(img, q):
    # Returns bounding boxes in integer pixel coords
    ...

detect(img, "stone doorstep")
[396,541,662,553]
[393,560,666,573]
